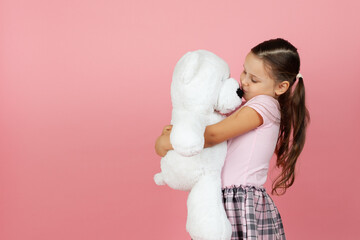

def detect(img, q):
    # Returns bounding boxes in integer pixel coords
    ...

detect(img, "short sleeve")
[244,95,281,127]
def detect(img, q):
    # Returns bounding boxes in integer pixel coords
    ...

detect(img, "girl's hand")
[155,135,168,157]
[155,125,174,157]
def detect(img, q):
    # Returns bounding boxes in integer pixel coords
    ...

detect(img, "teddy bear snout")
[215,78,243,114]
[236,87,244,99]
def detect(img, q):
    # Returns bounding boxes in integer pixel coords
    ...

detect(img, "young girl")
[155,38,310,239]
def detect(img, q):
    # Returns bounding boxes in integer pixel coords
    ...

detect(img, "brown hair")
[251,38,310,195]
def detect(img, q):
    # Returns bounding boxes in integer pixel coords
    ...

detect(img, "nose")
[241,77,249,86]
[241,75,250,87]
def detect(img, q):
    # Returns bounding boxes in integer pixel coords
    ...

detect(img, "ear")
[173,51,200,85]
[275,81,290,96]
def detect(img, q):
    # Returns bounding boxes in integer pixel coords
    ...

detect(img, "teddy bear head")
[169,50,243,156]
[171,50,242,114]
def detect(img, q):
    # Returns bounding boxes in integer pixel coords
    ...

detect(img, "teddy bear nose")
[236,88,244,98]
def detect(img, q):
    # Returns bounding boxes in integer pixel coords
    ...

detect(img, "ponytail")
[272,76,310,195]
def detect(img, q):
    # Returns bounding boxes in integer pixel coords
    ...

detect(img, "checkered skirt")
[222,185,286,240]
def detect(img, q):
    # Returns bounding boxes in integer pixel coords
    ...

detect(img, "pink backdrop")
[1,0,359,239]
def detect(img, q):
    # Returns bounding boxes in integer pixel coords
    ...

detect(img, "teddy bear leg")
[186,174,232,240]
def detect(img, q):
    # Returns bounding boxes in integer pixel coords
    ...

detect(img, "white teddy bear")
[154,50,243,240]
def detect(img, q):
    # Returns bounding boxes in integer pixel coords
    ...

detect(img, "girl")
[155,38,310,239]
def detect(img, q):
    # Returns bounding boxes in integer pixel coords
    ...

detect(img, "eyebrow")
[243,64,263,80]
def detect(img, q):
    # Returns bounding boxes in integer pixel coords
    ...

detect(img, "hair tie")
[296,73,303,80]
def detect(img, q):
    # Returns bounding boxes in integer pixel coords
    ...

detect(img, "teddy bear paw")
[154,173,165,186]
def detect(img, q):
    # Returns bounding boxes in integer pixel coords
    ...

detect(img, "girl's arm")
[155,106,263,157]
[205,106,263,146]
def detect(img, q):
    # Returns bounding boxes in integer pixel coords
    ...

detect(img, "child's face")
[240,52,279,101]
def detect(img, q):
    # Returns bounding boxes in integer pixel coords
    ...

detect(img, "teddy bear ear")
[175,51,201,85]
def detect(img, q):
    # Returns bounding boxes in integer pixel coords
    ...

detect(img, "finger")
[164,125,172,131]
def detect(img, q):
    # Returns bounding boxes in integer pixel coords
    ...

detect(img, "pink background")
[1,0,359,239]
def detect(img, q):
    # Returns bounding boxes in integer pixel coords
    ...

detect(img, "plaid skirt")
[222,185,286,240]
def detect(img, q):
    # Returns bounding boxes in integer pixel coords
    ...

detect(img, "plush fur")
[154,50,243,240]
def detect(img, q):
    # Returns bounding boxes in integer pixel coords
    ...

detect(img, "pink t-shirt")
[221,95,281,188]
